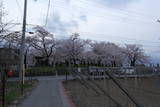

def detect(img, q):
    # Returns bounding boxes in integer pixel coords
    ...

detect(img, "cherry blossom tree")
[56,33,86,65]
[90,42,124,66]
[122,44,149,66]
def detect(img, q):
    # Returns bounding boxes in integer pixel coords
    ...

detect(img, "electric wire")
[15,0,22,14]
[52,1,157,25]
[45,0,51,27]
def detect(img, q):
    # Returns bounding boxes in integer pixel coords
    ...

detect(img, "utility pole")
[19,0,27,93]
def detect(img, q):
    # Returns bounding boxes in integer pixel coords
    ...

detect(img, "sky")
[3,0,160,63]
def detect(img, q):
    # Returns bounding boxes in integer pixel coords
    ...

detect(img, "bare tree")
[2,32,22,48]
[0,1,20,47]
[27,26,56,65]
[0,1,8,44]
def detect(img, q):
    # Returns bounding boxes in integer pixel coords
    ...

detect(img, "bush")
[27,66,55,73]
[26,66,69,76]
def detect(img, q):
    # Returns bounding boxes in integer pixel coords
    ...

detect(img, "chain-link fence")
[64,66,160,107]
[0,64,38,107]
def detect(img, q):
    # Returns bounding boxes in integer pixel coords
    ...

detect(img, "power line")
[52,33,160,48]
[45,26,160,45]
[7,22,42,27]
[53,0,157,24]
[56,0,158,20]
[15,0,22,14]
[74,0,158,19]
[52,2,156,25]
[8,0,160,48]
[78,31,160,44]
[91,38,160,48]
[45,0,51,27]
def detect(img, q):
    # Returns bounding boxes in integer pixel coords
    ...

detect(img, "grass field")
[63,77,160,107]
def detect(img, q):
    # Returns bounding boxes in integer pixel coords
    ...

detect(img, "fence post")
[125,68,129,107]
[134,67,138,91]
[103,70,106,90]
[87,66,90,80]
[107,70,111,107]
[2,70,6,107]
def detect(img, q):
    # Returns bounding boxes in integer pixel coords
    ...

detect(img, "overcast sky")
[4,0,160,63]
